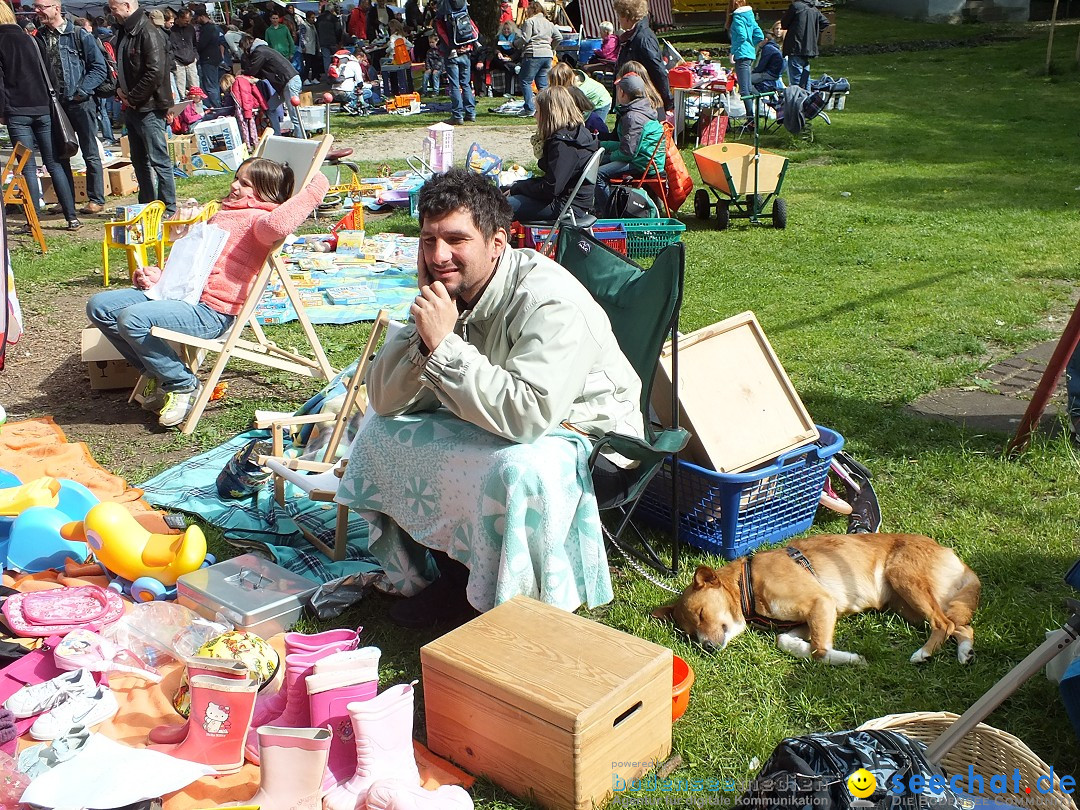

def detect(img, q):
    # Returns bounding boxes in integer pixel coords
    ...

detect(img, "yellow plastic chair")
[163,201,220,252]
[101,201,166,286]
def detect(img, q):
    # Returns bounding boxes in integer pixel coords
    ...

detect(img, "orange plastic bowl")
[671,655,694,721]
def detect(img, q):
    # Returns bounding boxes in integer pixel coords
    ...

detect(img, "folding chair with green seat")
[520,148,604,256]
[555,225,689,576]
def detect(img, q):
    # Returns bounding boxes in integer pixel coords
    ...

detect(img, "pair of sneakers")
[5,668,119,740]
[138,379,202,428]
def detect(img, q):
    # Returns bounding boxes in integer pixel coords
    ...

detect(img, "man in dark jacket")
[170,7,198,98]
[240,35,303,136]
[780,0,829,89]
[612,0,671,112]
[109,0,175,215]
[34,0,108,215]
[315,5,343,75]
[194,6,223,106]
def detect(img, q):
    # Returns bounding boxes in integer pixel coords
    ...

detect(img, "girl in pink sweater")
[87,158,331,429]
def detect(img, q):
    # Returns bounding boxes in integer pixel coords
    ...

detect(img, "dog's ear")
[651,604,675,622]
[692,565,721,590]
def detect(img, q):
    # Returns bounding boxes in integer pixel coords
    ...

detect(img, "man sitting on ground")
[338,168,644,628]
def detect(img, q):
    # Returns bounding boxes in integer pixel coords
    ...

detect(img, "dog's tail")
[945,568,981,628]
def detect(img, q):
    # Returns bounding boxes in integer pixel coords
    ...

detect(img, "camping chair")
[519,148,604,256]
[146,133,337,435]
[608,122,673,217]
[258,311,390,560]
[2,146,47,255]
[102,201,166,287]
[554,225,689,576]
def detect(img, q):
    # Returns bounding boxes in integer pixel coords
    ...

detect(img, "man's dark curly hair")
[417,168,512,241]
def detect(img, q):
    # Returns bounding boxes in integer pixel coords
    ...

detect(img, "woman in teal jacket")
[729,0,763,126]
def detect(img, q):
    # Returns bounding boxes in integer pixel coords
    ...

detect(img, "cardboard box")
[106,161,139,196]
[819,10,836,47]
[39,175,57,205]
[422,596,672,810]
[191,147,246,173]
[167,134,199,174]
[299,90,314,107]
[119,134,130,158]
[72,171,112,202]
[651,311,819,473]
[81,327,142,390]
[191,117,243,155]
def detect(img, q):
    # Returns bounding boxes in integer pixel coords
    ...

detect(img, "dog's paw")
[910,648,931,664]
[957,641,973,664]
[776,634,812,659]
[822,649,867,666]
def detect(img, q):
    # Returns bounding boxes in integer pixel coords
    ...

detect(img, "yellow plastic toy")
[0,477,61,516]
[60,501,207,588]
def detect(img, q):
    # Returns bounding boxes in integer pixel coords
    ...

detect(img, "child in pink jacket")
[222,73,268,150]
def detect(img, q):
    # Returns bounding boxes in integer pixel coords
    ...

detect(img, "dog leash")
[741,548,817,631]
[601,524,682,595]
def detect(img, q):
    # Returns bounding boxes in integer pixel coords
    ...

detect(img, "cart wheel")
[772,198,788,229]
[694,189,711,221]
[717,202,731,230]
[746,194,763,217]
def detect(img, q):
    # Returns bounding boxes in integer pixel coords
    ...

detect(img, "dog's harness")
[740,547,818,631]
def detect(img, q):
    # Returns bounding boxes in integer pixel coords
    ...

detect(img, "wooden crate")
[421,596,673,810]
[651,311,819,473]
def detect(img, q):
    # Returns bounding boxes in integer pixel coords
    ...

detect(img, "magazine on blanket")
[145,221,229,306]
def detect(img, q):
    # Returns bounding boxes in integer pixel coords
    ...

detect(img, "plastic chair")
[519,148,604,256]
[163,201,220,252]
[101,201,166,286]
[609,122,672,217]
[554,226,689,575]
[2,145,47,254]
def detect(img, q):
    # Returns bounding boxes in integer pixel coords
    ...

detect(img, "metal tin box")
[177,554,318,639]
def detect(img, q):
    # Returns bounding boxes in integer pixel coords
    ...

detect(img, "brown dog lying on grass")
[653,533,981,666]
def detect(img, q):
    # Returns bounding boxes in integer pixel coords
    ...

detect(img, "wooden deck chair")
[149,132,338,435]
[2,145,47,254]
[256,310,390,560]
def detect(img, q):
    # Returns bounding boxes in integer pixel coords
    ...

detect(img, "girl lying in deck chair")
[87,159,330,429]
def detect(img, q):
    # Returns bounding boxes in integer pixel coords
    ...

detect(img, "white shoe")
[30,686,119,740]
[5,669,99,719]
[158,384,202,429]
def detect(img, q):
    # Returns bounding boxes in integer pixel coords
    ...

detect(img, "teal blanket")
[335,411,613,613]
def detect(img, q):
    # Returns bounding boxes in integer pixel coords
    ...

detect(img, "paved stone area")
[906,340,1068,436]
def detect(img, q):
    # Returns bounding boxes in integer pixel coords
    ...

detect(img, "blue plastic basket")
[636,426,844,559]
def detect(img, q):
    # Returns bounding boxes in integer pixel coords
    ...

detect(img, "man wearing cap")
[108,0,176,216]
[34,0,108,216]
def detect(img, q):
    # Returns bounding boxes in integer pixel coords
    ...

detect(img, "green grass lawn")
[11,10,1080,807]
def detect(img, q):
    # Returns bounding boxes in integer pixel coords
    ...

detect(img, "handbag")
[2,586,125,638]
[32,43,80,160]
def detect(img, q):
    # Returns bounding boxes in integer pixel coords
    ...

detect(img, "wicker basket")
[859,712,1077,810]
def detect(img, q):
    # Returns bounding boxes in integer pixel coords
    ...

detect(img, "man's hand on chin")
[412,281,458,355]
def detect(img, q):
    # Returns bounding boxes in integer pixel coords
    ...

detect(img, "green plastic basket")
[622,218,686,259]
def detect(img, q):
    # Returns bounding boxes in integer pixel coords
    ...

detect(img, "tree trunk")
[472,0,499,41]
[1046,0,1060,73]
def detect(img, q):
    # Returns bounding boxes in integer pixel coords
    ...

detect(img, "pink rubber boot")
[147,657,249,745]
[250,628,360,729]
[322,684,422,810]
[148,674,258,774]
[245,645,353,764]
[366,779,474,809]
[243,726,332,810]
[307,647,381,789]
